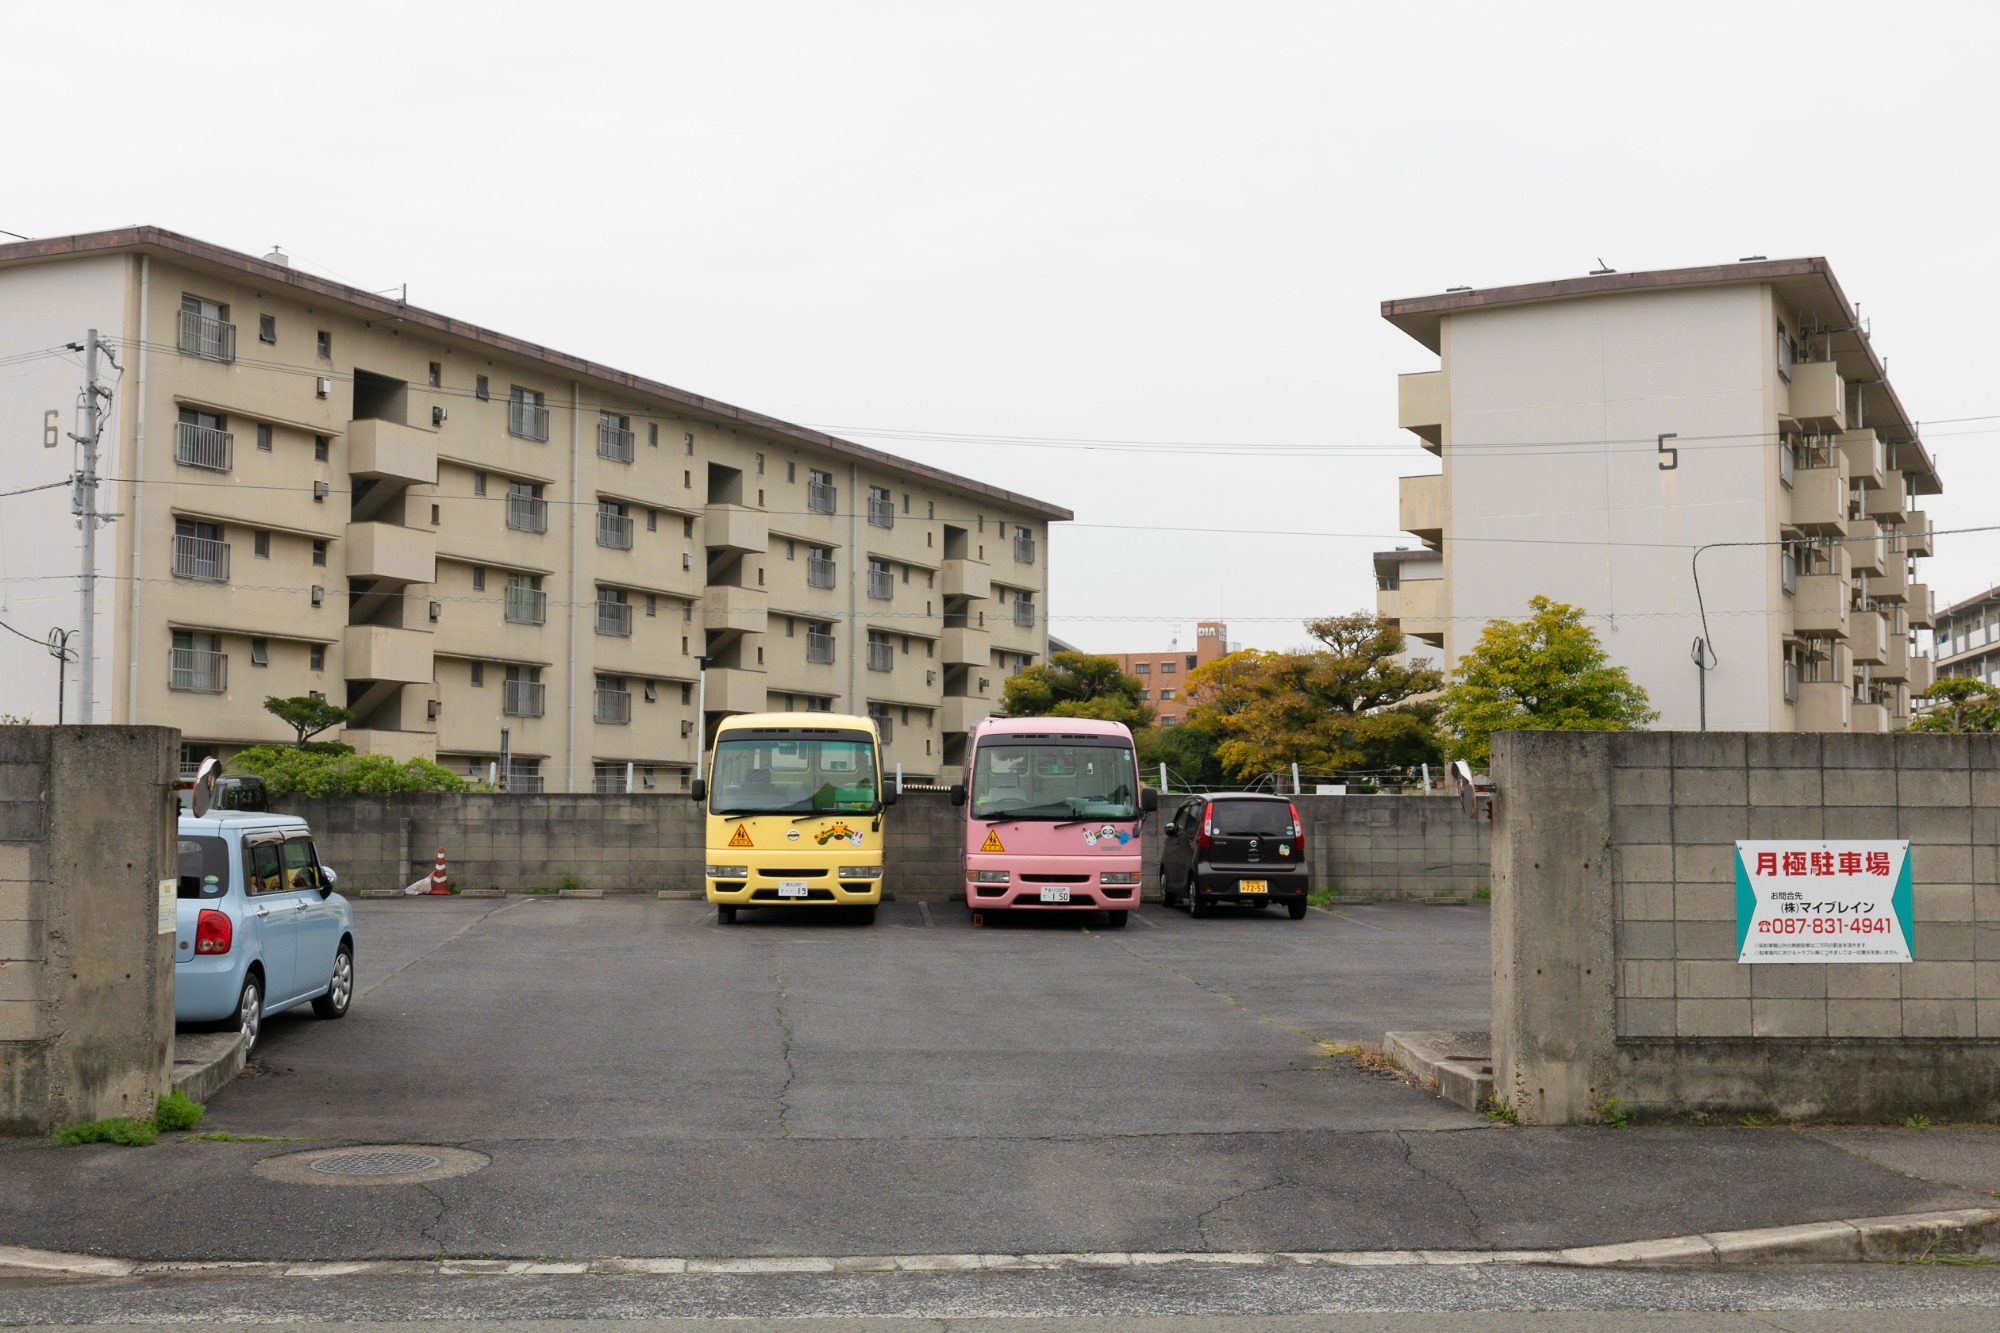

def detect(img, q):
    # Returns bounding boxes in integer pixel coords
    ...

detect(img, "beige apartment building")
[1106,621,1233,726]
[1378,257,1938,733]
[0,228,1066,789]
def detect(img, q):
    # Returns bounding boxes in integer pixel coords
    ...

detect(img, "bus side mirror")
[881,783,898,808]
[949,784,966,807]
[1142,789,1159,812]
[689,779,706,802]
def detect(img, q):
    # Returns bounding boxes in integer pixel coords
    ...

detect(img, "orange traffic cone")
[428,848,451,895]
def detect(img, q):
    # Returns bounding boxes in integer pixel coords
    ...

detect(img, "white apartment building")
[0,228,1066,788]
[1378,257,1938,733]
[1929,586,2000,693]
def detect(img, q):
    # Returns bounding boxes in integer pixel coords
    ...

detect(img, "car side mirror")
[949,784,966,808]
[1164,823,1178,837]
[320,866,338,897]
[689,778,706,802]
[1141,789,1159,812]
[881,783,898,808]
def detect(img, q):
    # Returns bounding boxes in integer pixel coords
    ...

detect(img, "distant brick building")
[1109,621,1232,726]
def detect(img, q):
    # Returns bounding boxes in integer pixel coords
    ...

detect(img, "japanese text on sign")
[1734,840,1912,964]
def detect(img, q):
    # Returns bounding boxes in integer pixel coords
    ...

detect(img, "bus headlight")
[1099,872,1142,886]
[705,865,748,879]
[970,870,1010,883]
[837,866,877,880]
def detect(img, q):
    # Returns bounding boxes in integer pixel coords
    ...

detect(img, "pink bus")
[950,716,1158,928]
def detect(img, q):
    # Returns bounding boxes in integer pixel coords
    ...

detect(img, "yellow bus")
[690,712,895,924]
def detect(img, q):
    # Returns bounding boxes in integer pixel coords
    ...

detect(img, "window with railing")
[869,710,894,742]
[596,504,633,549]
[169,645,228,694]
[500,761,544,793]
[596,592,633,637]
[171,526,230,582]
[175,408,233,472]
[806,625,835,664]
[506,484,548,533]
[508,387,550,442]
[503,676,546,717]
[504,580,547,625]
[868,486,894,528]
[1784,657,1800,703]
[867,560,893,601]
[1778,440,1796,489]
[1014,531,1036,564]
[1013,597,1035,628]
[178,295,236,362]
[807,470,836,515]
[807,550,836,589]
[1780,548,1797,596]
[597,412,635,463]
[594,678,632,724]
[868,634,894,672]
[592,764,628,794]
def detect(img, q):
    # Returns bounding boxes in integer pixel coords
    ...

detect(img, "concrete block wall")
[0,726,179,1136]
[1493,729,2000,1125]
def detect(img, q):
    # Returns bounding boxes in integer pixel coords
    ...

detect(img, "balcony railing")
[1014,600,1036,628]
[502,679,546,717]
[594,688,632,725]
[807,553,836,589]
[869,713,895,742]
[867,567,893,600]
[596,599,633,637]
[175,422,233,472]
[597,421,635,463]
[1014,533,1037,565]
[868,494,895,528]
[169,647,227,694]
[171,534,231,582]
[177,310,236,362]
[868,640,894,672]
[807,480,837,515]
[501,769,545,793]
[508,400,550,442]
[596,510,634,549]
[506,493,548,533]
[504,586,547,625]
[592,768,626,794]
[806,629,835,664]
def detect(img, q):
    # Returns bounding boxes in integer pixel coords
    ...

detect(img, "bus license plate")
[1039,887,1071,904]
[777,881,809,898]
[1240,881,1268,894]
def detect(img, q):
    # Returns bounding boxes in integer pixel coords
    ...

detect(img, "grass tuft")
[155,1090,205,1132]
[52,1116,159,1147]
[1905,1114,1933,1131]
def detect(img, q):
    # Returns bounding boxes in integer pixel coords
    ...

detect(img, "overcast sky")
[6,1,1996,655]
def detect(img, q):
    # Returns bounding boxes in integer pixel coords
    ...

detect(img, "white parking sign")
[1734,840,1913,964]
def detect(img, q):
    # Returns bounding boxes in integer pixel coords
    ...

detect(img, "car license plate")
[1240,880,1268,894]
[1039,887,1071,904]
[777,881,809,898]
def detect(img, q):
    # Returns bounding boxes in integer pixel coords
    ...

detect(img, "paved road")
[0,897,1988,1267]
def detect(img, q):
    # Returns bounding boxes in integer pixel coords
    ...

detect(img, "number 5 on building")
[1657,432,1678,471]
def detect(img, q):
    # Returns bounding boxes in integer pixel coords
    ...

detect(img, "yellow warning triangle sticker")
[979,827,1006,854]
[727,823,754,849]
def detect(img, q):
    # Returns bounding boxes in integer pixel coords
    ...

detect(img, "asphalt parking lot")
[0,896,1987,1266]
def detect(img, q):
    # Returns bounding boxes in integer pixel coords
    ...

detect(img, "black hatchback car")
[1160,793,1309,919]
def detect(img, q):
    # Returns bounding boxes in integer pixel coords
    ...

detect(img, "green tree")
[264,695,355,747]
[999,652,1153,729]
[1440,595,1658,765]
[1135,721,1229,790]
[1182,613,1444,781]
[226,746,478,799]
[1911,676,2000,733]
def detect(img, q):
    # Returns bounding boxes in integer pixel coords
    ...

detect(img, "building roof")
[1938,584,2000,622]
[0,227,1073,521]
[1373,548,1441,565]
[1381,256,1940,496]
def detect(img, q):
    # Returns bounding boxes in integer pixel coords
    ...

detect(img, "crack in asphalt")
[1190,1170,1297,1250]
[1392,1128,1485,1245]
[774,958,798,1138]
[416,1182,450,1254]
[360,897,538,1001]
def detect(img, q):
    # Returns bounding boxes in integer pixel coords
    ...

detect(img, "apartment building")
[0,228,1066,788]
[1379,257,1938,733]
[1106,621,1232,725]
[1928,586,2000,693]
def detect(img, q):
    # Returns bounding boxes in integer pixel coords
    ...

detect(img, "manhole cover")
[310,1151,442,1177]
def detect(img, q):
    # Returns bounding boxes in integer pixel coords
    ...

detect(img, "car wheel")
[311,944,353,1019]
[853,904,877,925]
[1187,875,1209,919]
[1288,902,1309,920]
[717,905,737,924]
[1105,910,1129,929]
[236,974,263,1057]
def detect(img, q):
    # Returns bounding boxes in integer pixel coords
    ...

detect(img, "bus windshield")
[970,742,1137,821]
[711,733,881,815]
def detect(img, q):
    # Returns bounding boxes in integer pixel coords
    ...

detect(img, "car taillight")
[1197,801,1213,852]
[1288,802,1304,848]
[194,908,232,955]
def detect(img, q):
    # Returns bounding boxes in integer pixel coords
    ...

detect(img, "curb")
[169,1031,244,1104]
[1382,1029,1494,1112]
[557,889,604,899]
[2,1209,1992,1281]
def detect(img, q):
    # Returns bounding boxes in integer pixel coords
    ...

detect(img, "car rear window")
[178,836,229,898]
[1208,801,1293,836]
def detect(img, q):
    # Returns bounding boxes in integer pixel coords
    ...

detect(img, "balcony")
[504,586,547,625]
[868,640,894,673]
[1873,557,1910,603]
[597,420,635,463]
[704,666,768,714]
[1014,533,1036,565]
[941,558,989,600]
[1012,600,1036,629]
[941,694,992,734]
[1910,653,1935,695]
[1907,585,1934,629]
[1795,681,1850,731]
[1785,458,1850,537]
[1375,585,1401,622]
[175,421,233,472]
[508,400,550,442]
[177,310,236,362]
[171,534,230,583]
[503,679,546,717]
[806,628,835,664]
[1851,699,1891,733]
[347,418,437,487]
[344,522,435,585]
[1792,574,1850,638]
[806,479,837,515]
[704,503,767,555]
[1849,610,1888,665]
[506,493,548,534]
[1399,576,1448,640]
[594,687,633,725]
[702,583,767,635]
[596,599,633,637]
[1840,429,1885,489]
[1398,370,1444,451]
[942,625,988,666]
[1845,519,1884,577]
[596,510,634,550]
[1864,468,1908,521]
[807,553,837,590]
[1876,634,1911,683]
[1398,472,1444,548]
[1901,513,1933,558]
[868,567,893,601]
[868,494,895,528]
[342,625,433,683]
[1785,361,1845,432]
[168,647,228,694]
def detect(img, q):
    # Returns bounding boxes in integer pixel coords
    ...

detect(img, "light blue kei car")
[175,810,354,1057]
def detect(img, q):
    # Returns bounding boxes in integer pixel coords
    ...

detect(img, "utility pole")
[72,329,115,724]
